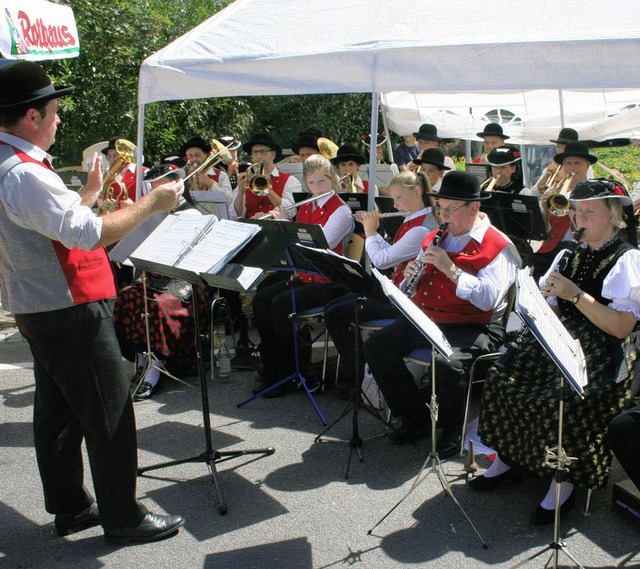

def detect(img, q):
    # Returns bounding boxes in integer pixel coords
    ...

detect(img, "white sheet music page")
[515,269,588,392]
[372,268,453,360]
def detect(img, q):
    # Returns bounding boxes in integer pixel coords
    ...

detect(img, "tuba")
[247,162,272,196]
[317,137,339,160]
[98,139,136,215]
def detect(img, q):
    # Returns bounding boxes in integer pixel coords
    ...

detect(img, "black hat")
[179,136,211,157]
[0,61,74,110]
[143,164,185,183]
[486,146,522,167]
[550,127,579,145]
[299,125,324,138]
[570,178,632,206]
[476,123,509,139]
[330,144,367,166]
[361,132,387,147]
[553,141,597,165]
[426,170,491,201]
[219,135,242,151]
[242,132,282,156]
[101,136,126,156]
[160,154,186,168]
[413,148,451,170]
[413,123,441,142]
[292,134,320,155]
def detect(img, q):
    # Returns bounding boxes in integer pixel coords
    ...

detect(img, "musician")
[331,144,375,194]
[101,135,148,206]
[411,148,451,192]
[324,170,438,399]
[412,123,456,172]
[526,141,596,279]
[113,165,213,401]
[393,133,420,171]
[0,61,184,543]
[363,172,521,457]
[474,179,639,524]
[251,155,354,397]
[218,135,242,188]
[292,133,321,163]
[233,131,301,219]
[472,123,509,164]
[180,136,233,205]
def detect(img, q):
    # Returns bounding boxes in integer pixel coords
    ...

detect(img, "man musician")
[180,136,233,206]
[363,171,521,458]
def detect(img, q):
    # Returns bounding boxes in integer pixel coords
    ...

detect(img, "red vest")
[537,214,571,254]
[412,226,509,324]
[296,194,347,283]
[391,213,428,286]
[244,170,291,217]
[360,179,370,194]
[6,144,117,305]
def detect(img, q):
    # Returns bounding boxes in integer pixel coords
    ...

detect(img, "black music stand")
[481,192,548,241]
[366,269,487,548]
[375,196,404,242]
[236,219,331,424]
[339,192,369,235]
[291,244,391,478]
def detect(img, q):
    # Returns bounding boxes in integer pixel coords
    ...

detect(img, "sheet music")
[372,268,453,360]
[515,269,587,393]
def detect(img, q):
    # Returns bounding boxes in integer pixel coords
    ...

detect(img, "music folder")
[513,268,587,396]
[127,214,263,289]
[481,192,548,241]
[190,190,230,220]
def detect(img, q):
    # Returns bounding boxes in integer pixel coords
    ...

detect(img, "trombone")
[183,138,234,190]
[98,138,136,215]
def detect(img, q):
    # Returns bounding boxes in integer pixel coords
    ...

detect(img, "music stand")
[481,192,548,241]
[291,244,391,478]
[374,196,404,242]
[339,192,369,235]
[508,269,587,569]
[366,269,488,548]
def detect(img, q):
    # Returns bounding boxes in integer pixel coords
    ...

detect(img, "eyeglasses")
[251,149,272,155]
[435,203,467,215]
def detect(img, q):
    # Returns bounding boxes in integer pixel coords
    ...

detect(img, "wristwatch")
[571,290,585,304]
[451,267,463,283]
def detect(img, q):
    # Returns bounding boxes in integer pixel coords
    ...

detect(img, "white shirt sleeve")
[209,169,233,206]
[365,226,429,270]
[321,204,354,250]
[603,249,640,319]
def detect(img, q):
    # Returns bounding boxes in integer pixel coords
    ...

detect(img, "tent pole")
[558,89,566,128]
[367,93,379,213]
[135,103,146,201]
[381,107,394,164]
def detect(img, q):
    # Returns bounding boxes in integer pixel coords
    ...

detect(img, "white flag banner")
[0,0,79,60]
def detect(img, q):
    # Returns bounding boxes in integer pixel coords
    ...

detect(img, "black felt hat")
[179,136,211,157]
[0,61,74,110]
[292,134,320,155]
[413,123,441,142]
[412,148,450,170]
[242,132,282,156]
[570,178,632,206]
[330,144,367,166]
[486,146,522,167]
[299,125,324,138]
[553,141,598,165]
[550,127,579,145]
[426,170,491,201]
[476,123,509,139]
[101,136,126,156]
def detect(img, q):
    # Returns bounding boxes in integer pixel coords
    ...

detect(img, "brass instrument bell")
[98,138,137,215]
[247,162,272,196]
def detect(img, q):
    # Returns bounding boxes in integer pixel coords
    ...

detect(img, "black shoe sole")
[55,517,102,536]
[104,523,184,545]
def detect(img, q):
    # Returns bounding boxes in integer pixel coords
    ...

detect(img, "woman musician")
[324,170,439,399]
[473,179,640,524]
[251,154,354,397]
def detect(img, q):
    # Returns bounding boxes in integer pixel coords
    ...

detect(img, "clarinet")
[404,222,448,298]
[496,227,585,370]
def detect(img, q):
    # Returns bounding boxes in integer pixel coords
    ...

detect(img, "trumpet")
[98,138,136,215]
[339,173,359,193]
[257,191,335,219]
[546,172,575,216]
[247,162,272,196]
[480,174,501,192]
[404,222,448,298]
[538,164,562,195]
[184,138,234,191]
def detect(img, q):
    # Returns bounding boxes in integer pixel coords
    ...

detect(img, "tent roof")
[139,0,640,105]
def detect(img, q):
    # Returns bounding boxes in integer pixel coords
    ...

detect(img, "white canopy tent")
[136,0,640,201]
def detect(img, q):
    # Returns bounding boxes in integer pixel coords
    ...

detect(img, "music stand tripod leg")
[368,345,488,549]
[137,287,275,515]
[314,296,388,479]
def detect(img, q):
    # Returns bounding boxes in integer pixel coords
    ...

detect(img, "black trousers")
[15,300,147,530]
[324,293,399,388]
[608,405,640,492]
[364,316,503,435]
[252,278,348,382]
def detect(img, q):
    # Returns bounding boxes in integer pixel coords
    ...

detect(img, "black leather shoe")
[436,434,462,460]
[388,414,430,445]
[133,381,156,401]
[468,468,523,491]
[104,512,185,545]
[55,502,101,536]
[529,490,576,525]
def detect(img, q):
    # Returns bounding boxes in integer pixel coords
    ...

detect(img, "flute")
[353,211,409,219]
[257,191,335,219]
[404,222,448,298]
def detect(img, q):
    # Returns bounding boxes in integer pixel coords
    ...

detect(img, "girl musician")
[473,179,640,524]
[251,154,354,397]
[113,165,213,400]
[324,170,439,399]
[331,144,376,194]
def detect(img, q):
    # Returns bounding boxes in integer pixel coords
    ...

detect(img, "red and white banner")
[0,0,79,60]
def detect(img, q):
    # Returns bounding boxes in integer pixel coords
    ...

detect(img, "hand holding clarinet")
[404,223,448,297]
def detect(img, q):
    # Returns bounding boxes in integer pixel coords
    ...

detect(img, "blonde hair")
[388,170,429,207]
[303,154,340,192]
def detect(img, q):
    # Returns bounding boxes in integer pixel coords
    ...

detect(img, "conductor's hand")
[79,152,104,207]
[149,179,184,212]
[541,271,581,301]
